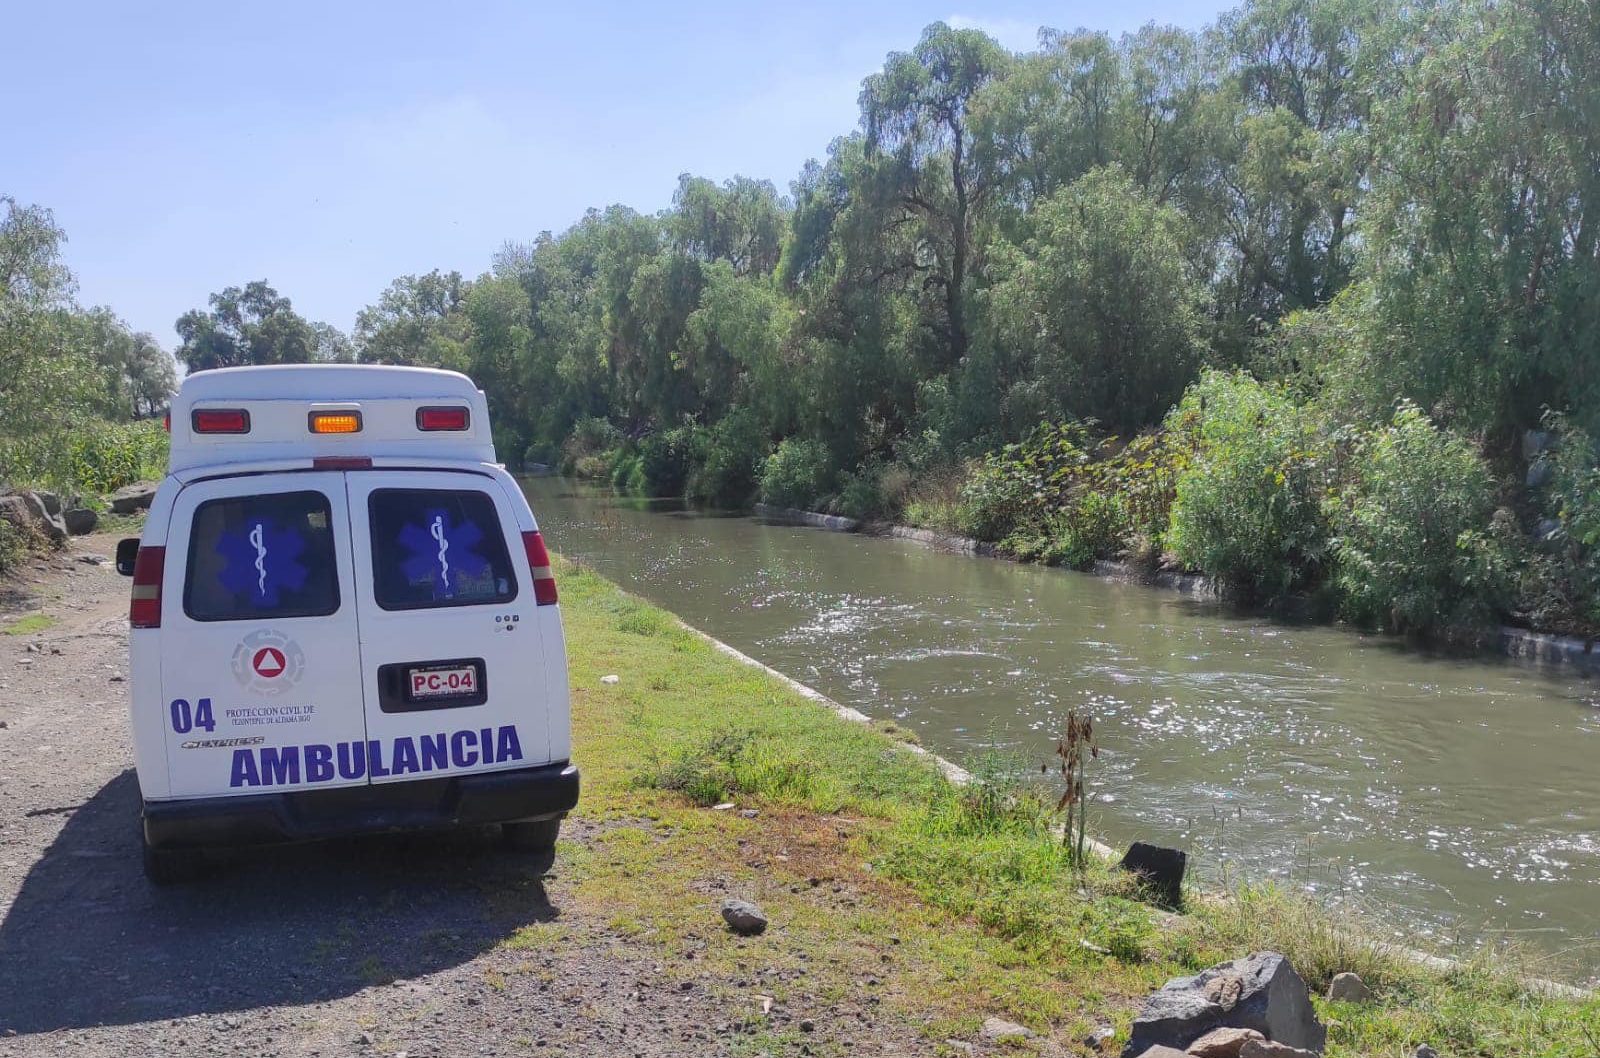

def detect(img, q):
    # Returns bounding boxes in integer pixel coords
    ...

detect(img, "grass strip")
[553,556,1600,1056]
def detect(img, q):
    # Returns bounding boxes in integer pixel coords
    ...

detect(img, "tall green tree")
[174,280,318,372]
[984,166,1206,435]
[861,22,1010,367]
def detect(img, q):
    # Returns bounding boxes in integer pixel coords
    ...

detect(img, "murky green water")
[525,478,1600,979]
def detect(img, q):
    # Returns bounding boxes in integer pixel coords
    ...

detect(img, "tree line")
[14,0,1598,637]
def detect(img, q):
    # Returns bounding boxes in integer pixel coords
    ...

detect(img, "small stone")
[1238,1042,1318,1058]
[600,674,620,684]
[357,1032,372,1045]
[1186,1027,1265,1058]
[1118,841,1188,909]
[942,1042,974,1056]
[1326,972,1373,1003]
[738,808,759,818]
[712,802,735,811]
[799,1019,815,1032]
[720,898,768,936]
[1414,1048,1438,1058]
[980,1016,1035,1042]
[1134,1049,1191,1058]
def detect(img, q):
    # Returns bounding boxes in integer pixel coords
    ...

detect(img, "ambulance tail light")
[129,546,165,628]
[522,531,558,606]
[416,406,470,431]
[191,409,250,434]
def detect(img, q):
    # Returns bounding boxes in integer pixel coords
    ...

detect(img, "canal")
[525,478,1600,979]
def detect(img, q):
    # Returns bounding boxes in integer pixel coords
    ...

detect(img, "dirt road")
[0,539,926,1057]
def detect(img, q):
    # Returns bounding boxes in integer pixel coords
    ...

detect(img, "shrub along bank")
[556,557,1600,1055]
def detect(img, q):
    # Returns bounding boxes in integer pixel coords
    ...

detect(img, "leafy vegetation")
[0,197,175,571]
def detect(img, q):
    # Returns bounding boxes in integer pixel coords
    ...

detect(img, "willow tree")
[860,22,1010,368]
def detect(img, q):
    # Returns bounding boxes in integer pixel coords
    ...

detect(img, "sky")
[6,0,1226,349]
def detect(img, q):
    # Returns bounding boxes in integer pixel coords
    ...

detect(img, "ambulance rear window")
[185,491,341,621]
[368,488,517,610]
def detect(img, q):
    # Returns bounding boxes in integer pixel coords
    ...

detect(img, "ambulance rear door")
[344,470,552,783]
[159,473,369,797]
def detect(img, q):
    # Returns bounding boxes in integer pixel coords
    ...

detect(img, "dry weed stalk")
[1055,708,1098,870]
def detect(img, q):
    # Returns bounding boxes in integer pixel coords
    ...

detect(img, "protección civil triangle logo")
[231,629,306,695]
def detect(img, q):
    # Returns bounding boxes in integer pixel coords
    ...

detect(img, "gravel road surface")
[0,539,923,1057]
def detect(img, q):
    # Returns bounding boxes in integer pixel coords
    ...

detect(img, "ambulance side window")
[368,488,517,610]
[184,491,341,621]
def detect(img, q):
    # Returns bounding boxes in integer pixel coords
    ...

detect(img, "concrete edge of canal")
[753,504,1600,678]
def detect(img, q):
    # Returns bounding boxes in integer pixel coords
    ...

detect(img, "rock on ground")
[63,508,98,535]
[980,1016,1036,1041]
[0,491,67,546]
[1122,951,1326,1058]
[719,898,768,935]
[1325,972,1372,1003]
[1238,1041,1319,1058]
[108,482,158,514]
[1186,1026,1266,1057]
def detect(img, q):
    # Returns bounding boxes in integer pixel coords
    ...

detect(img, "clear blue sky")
[7,1,1224,348]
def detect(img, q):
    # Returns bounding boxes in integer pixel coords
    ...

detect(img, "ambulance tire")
[502,818,560,853]
[142,841,203,885]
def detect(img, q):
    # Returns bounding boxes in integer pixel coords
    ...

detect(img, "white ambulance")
[118,364,577,883]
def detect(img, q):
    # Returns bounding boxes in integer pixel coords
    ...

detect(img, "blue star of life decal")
[397,508,490,600]
[216,518,309,608]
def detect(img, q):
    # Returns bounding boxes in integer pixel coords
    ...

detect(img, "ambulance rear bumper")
[142,762,580,849]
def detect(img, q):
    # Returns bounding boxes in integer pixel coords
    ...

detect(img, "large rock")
[109,482,158,514]
[62,507,98,535]
[35,490,61,516]
[0,491,67,546]
[1122,952,1326,1058]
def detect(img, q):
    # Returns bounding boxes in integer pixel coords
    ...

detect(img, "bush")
[609,449,643,491]
[686,409,765,507]
[956,422,1094,541]
[1330,402,1512,641]
[759,437,831,509]
[1520,413,1600,634]
[558,416,621,477]
[1167,372,1331,601]
[638,426,696,496]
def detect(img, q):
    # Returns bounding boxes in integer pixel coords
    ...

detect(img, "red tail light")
[192,408,251,434]
[417,406,470,431]
[129,546,165,628]
[521,531,558,606]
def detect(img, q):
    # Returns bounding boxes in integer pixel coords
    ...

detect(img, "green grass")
[1,613,57,635]
[554,556,1600,1055]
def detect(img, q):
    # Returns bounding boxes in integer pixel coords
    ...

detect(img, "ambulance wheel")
[142,841,203,885]
[502,818,560,852]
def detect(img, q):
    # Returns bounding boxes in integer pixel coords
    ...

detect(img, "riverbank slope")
[1,542,1595,1055]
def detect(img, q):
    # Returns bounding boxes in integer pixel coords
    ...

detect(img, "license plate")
[409,664,478,699]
